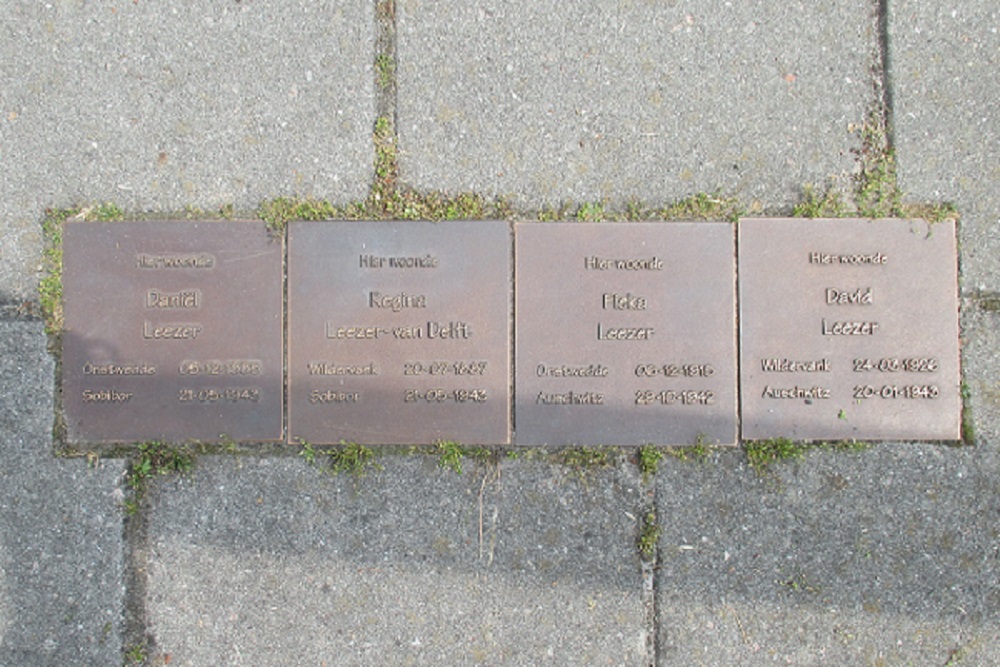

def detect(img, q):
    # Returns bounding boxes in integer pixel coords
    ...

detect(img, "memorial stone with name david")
[739,217,961,441]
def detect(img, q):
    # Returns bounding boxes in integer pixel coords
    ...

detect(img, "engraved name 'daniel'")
[135,251,213,340]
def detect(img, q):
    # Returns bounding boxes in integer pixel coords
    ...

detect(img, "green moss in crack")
[744,438,807,474]
[39,209,71,335]
[853,108,901,218]
[376,53,395,90]
[327,441,382,478]
[123,642,147,666]
[793,183,848,218]
[660,191,743,222]
[637,444,663,480]
[258,196,339,232]
[560,447,615,479]
[961,382,976,445]
[575,201,606,222]
[436,440,465,474]
[896,201,959,224]
[128,441,195,490]
[637,511,661,561]
[88,202,125,222]
[665,433,712,463]
[625,200,645,221]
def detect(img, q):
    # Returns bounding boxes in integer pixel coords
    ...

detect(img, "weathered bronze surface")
[61,221,284,443]
[287,221,511,445]
[514,222,737,446]
[739,218,961,441]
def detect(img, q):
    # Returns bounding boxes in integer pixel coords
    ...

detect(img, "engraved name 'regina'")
[369,291,427,312]
[142,322,203,339]
[146,289,201,309]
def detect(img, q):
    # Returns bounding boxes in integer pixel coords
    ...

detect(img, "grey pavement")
[145,456,646,666]
[1,1,999,665]
[397,0,874,208]
[656,446,1000,666]
[1,1,374,301]
[0,321,124,666]
[890,1,1000,292]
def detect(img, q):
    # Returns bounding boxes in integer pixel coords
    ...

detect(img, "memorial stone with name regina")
[287,220,511,445]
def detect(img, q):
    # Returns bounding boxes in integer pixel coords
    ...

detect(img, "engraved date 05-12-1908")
[179,359,263,376]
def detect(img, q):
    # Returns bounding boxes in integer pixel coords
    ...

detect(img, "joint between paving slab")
[641,472,660,667]
[375,0,398,147]
[875,0,896,153]
[122,469,155,664]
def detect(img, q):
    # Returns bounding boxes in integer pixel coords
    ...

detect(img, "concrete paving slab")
[655,446,1000,666]
[890,2,1000,291]
[0,1,375,300]
[397,0,873,208]
[961,306,1000,447]
[145,455,647,666]
[0,320,125,666]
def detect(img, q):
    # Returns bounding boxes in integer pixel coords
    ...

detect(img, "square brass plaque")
[61,221,283,443]
[515,222,737,446]
[739,218,961,441]
[287,221,511,445]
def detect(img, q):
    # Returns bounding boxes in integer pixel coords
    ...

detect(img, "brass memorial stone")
[739,218,961,441]
[515,222,737,446]
[61,221,284,443]
[287,220,511,445]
